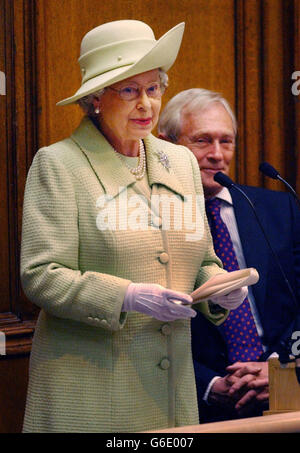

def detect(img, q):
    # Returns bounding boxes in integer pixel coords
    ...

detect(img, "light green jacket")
[21,117,226,433]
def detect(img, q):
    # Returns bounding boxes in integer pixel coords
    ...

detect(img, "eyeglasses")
[107,82,165,101]
[186,137,235,150]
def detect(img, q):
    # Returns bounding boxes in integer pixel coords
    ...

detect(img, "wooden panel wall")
[0,0,37,433]
[235,0,297,190]
[0,0,299,433]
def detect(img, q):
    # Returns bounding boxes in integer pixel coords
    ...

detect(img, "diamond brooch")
[156,151,170,171]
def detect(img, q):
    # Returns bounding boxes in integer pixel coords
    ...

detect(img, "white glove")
[209,286,248,310]
[122,283,196,322]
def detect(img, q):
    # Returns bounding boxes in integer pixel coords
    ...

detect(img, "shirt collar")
[206,186,233,206]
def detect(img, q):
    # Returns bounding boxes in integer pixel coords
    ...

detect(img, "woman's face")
[96,69,162,146]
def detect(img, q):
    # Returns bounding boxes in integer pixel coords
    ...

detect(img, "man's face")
[176,102,235,198]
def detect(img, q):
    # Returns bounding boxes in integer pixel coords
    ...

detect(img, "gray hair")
[158,88,237,142]
[77,68,169,118]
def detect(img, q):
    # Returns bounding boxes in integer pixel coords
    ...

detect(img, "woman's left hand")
[209,286,248,309]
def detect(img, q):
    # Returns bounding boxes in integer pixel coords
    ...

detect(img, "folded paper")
[190,268,259,303]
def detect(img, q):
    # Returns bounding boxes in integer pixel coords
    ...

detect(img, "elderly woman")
[21,20,246,433]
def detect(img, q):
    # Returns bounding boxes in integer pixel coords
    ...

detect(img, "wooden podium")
[265,358,300,415]
[147,358,300,433]
[147,411,300,433]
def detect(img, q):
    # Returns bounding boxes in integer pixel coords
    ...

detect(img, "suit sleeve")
[291,194,300,302]
[191,310,228,402]
[193,361,222,400]
[281,193,300,343]
[270,192,300,351]
[20,148,131,331]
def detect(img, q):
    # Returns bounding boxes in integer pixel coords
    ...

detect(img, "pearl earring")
[95,107,100,114]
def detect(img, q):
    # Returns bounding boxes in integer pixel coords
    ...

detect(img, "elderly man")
[158,88,300,422]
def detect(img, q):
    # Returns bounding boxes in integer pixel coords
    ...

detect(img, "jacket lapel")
[71,117,136,198]
[143,134,186,199]
[230,186,268,316]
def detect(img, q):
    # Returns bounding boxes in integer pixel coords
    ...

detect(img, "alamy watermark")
[291,71,300,96]
[291,330,300,357]
[0,331,6,356]
[0,71,5,96]
[96,187,205,241]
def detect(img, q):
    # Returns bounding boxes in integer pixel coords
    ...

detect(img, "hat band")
[79,39,155,84]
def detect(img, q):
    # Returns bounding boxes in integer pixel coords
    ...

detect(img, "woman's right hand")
[122,283,196,321]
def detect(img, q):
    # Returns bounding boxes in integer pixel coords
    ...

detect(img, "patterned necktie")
[205,198,263,363]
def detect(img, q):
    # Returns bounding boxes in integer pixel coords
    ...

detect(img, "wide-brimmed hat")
[57,20,185,106]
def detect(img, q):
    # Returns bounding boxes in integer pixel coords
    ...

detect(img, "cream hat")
[57,20,185,106]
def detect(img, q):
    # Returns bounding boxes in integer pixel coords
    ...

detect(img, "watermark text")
[291,71,300,96]
[96,187,205,242]
[0,71,5,95]
[0,331,6,356]
[291,330,300,357]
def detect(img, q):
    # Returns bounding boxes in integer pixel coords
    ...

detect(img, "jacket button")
[161,324,171,336]
[159,358,170,370]
[159,252,169,264]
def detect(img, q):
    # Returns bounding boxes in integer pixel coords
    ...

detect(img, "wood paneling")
[0,0,36,433]
[147,411,300,433]
[235,0,296,191]
[0,355,30,433]
[0,0,11,312]
[0,0,38,321]
[235,0,263,186]
[261,0,295,191]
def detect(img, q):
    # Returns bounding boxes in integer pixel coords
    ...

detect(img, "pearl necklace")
[114,140,146,180]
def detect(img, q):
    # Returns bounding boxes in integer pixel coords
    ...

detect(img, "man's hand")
[225,361,269,415]
[207,375,240,409]
[208,361,269,416]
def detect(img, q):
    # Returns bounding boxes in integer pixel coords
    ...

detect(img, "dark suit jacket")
[192,185,300,422]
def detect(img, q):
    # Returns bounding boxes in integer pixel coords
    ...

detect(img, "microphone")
[214,171,299,366]
[259,162,279,179]
[259,162,300,210]
[213,172,235,189]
